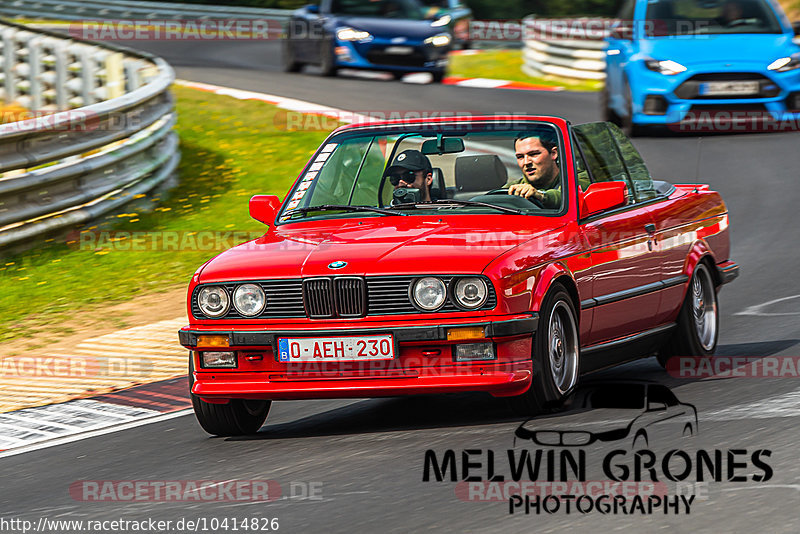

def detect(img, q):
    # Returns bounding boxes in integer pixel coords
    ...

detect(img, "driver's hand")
[508,183,537,198]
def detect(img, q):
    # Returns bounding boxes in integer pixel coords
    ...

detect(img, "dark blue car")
[283,0,453,81]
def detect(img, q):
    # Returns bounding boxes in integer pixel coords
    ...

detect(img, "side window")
[608,123,658,201]
[571,135,591,192]
[573,122,634,205]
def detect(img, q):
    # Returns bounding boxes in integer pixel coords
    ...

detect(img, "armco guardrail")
[522,16,608,81]
[0,20,178,248]
[0,0,292,22]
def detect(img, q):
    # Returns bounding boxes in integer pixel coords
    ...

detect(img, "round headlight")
[412,277,447,311]
[233,284,266,317]
[197,286,229,317]
[454,277,488,309]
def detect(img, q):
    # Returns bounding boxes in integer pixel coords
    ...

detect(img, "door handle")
[645,223,656,234]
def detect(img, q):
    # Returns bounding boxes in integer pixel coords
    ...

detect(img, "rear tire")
[431,69,445,83]
[509,284,580,415]
[656,262,719,368]
[189,355,271,436]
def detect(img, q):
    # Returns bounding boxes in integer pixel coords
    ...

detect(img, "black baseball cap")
[385,149,432,176]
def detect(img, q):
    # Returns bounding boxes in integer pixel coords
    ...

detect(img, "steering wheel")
[479,188,545,209]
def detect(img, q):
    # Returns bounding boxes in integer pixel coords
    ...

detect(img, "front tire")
[319,39,338,77]
[509,284,580,415]
[282,38,302,73]
[431,69,445,83]
[656,262,719,368]
[189,355,271,436]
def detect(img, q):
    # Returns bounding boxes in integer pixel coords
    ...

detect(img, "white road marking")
[0,408,191,458]
[734,294,800,316]
[704,388,800,420]
[453,77,510,88]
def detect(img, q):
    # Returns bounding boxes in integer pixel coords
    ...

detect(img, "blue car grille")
[674,73,779,100]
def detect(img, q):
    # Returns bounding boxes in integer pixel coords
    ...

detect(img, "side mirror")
[249,195,282,226]
[609,21,633,40]
[579,181,628,218]
[306,4,320,14]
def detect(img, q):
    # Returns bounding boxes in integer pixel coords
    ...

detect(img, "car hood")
[640,33,797,66]
[198,216,564,282]
[337,16,441,40]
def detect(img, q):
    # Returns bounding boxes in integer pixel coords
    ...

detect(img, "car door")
[573,122,661,346]
[605,124,686,326]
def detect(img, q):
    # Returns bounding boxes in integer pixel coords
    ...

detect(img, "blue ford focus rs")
[283,0,452,82]
[604,0,800,133]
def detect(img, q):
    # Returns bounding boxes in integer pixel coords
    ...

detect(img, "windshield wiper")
[428,199,526,215]
[282,204,408,218]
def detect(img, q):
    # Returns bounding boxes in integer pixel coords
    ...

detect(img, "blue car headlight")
[767,56,800,72]
[645,58,688,75]
[424,33,452,47]
[337,27,372,42]
[431,15,451,27]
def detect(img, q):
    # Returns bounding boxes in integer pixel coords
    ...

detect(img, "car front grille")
[365,48,429,67]
[674,73,779,100]
[192,276,496,319]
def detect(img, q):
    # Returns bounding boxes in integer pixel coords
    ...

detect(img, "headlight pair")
[197,284,266,317]
[411,277,488,311]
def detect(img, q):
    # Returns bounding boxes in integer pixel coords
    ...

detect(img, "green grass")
[448,49,602,92]
[0,85,332,343]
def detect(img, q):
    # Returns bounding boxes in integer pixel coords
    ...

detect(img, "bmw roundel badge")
[328,261,347,269]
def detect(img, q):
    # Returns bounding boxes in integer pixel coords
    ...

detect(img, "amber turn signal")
[446,326,486,341]
[196,334,230,348]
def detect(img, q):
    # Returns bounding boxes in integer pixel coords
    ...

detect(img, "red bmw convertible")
[179,116,738,436]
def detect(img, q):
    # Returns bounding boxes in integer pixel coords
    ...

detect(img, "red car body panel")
[180,116,737,402]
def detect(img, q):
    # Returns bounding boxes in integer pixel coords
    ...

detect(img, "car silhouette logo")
[514,381,698,450]
[328,261,347,269]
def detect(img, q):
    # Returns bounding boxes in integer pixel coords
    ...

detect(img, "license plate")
[277,334,394,362]
[699,81,760,96]
[385,46,413,55]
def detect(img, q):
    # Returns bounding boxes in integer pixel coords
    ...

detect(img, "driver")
[506,132,562,209]
[385,149,434,202]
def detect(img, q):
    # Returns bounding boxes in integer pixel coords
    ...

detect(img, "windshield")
[278,125,566,223]
[644,0,782,36]
[330,0,426,19]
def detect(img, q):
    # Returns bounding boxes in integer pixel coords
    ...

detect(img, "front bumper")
[334,38,449,73]
[180,315,537,400]
[629,64,800,127]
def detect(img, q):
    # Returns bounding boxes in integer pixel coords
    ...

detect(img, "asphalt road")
[1,40,799,533]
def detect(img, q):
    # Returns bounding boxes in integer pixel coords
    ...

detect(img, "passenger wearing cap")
[384,149,434,202]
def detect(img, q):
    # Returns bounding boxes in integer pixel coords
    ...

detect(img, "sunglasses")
[388,170,418,186]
